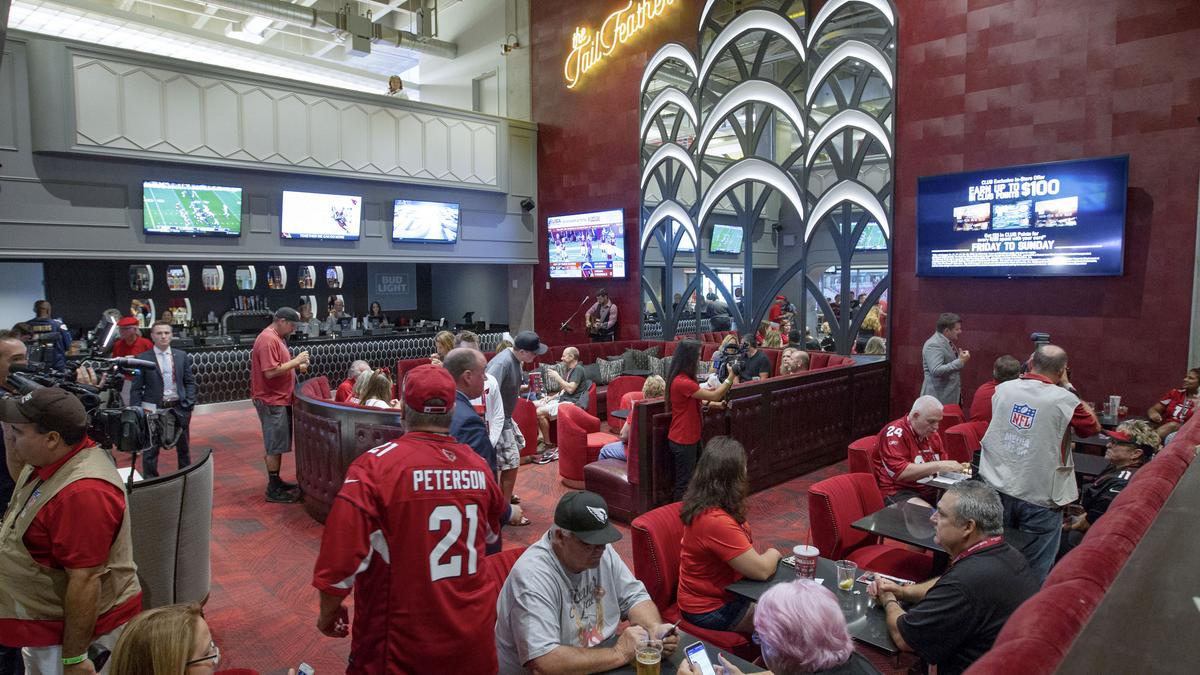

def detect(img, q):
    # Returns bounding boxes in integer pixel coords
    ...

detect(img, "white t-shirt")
[495,531,651,673]
[362,398,391,409]
[471,372,504,447]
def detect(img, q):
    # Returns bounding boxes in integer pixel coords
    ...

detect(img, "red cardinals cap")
[117,317,140,327]
[403,364,456,414]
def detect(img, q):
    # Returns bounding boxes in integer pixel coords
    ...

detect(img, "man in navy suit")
[131,320,197,477]
[444,347,518,550]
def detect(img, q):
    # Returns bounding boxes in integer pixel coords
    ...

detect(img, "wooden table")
[598,628,763,674]
[1057,460,1200,674]
[726,557,899,655]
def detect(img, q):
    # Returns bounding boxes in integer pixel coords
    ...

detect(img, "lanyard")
[950,536,1003,567]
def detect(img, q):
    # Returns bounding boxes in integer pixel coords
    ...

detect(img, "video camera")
[6,357,158,455]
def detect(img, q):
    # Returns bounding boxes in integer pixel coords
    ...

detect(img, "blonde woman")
[359,369,399,408]
[430,330,455,365]
[599,375,667,461]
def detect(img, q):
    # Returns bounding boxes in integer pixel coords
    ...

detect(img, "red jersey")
[250,327,294,406]
[768,303,782,322]
[969,380,999,426]
[677,508,754,614]
[1158,388,1198,425]
[668,374,702,444]
[111,336,152,358]
[334,377,355,403]
[312,432,506,675]
[0,440,142,647]
[874,416,945,499]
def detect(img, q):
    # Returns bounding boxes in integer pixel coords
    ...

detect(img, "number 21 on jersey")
[428,504,479,582]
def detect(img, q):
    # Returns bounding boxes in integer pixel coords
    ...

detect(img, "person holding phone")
[677,580,879,675]
[665,340,735,500]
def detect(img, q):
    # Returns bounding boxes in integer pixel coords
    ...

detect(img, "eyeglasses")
[185,643,220,668]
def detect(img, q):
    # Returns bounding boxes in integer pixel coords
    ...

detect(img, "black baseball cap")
[0,388,87,437]
[274,307,302,323]
[555,491,621,545]
[513,330,549,355]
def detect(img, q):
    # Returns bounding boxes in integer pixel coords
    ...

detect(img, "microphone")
[109,357,158,370]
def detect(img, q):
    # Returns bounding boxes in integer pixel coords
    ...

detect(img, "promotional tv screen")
[280,191,362,240]
[548,209,626,279]
[916,156,1128,277]
[143,181,242,237]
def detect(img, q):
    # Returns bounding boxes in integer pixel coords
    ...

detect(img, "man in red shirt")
[250,307,309,503]
[109,317,152,358]
[0,388,142,674]
[1148,367,1199,440]
[967,355,1022,435]
[874,395,970,505]
[334,360,370,403]
[312,365,507,674]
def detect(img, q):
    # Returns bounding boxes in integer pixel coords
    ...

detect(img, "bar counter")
[188,329,505,404]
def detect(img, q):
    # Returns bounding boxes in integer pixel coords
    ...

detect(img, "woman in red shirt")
[665,340,735,499]
[678,437,782,634]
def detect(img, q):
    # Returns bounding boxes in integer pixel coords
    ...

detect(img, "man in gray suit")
[921,312,971,405]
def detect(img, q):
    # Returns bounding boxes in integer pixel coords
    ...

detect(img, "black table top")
[598,628,763,674]
[1072,451,1109,478]
[725,557,899,654]
[611,409,630,420]
[852,500,943,554]
[1057,458,1200,673]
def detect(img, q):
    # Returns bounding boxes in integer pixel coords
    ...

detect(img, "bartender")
[297,303,322,338]
[324,297,351,334]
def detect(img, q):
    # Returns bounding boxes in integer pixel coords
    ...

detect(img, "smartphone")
[297,663,314,675]
[685,641,718,675]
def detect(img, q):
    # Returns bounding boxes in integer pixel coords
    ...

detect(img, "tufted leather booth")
[630,503,757,659]
[299,375,332,400]
[808,473,934,581]
[583,396,650,523]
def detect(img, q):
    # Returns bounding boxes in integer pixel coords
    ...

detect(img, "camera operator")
[0,388,143,675]
[26,300,73,370]
[0,331,28,505]
[718,334,772,382]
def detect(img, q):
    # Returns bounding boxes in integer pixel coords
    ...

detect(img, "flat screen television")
[392,199,460,243]
[280,190,362,240]
[916,155,1128,277]
[547,208,626,279]
[709,223,744,254]
[143,181,242,236]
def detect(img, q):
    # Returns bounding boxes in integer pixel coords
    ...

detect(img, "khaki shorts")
[495,423,524,471]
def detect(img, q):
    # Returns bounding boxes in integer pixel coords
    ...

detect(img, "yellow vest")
[0,445,141,623]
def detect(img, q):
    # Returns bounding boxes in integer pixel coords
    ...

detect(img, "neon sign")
[564,0,680,89]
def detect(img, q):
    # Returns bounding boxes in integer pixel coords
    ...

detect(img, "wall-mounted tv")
[280,190,362,240]
[548,208,626,279]
[143,181,242,237]
[916,155,1128,277]
[709,223,744,254]
[392,199,460,243]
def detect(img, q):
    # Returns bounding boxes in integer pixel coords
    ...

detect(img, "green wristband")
[62,654,88,666]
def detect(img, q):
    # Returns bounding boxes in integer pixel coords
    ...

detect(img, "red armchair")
[808,473,933,581]
[943,421,983,464]
[629,502,757,659]
[557,405,614,489]
[939,404,965,446]
[513,398,540,461]
[481,546,528,594]
[847,435,878,474]
[605,375,646,429]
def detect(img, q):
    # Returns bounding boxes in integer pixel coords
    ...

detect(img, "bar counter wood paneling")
[628,360,890,517]
[292,390,404,523]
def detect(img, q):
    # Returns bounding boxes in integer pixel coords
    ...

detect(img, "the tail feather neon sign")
[564,0,680,89]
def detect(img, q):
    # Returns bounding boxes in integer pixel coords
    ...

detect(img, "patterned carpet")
[133,408,909,674]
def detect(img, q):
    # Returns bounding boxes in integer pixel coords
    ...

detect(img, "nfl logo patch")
[1009,404,1036,430]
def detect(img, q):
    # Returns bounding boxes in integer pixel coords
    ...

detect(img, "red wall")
[529,1,1200,412]
[890,0,1200,414]
[529,0,699,344]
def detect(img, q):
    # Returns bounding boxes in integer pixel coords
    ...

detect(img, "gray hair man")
[334,360,371,403]
[874,395,969,506]
[869,482,1038,674]
[979,344,1100,582]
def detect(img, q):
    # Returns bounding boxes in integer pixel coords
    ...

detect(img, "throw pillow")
[622,346,661,372]
[649,354,673,378]
[539,362,566,394]
[597,357,625,384]
[583,362,603,386]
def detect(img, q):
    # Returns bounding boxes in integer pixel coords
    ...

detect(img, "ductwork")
[198,0,458,58]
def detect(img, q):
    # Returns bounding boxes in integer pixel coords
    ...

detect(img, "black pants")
[0,645,24,675]
[670,440,700,500]
[143,409,192,478]
[590,332,615,342]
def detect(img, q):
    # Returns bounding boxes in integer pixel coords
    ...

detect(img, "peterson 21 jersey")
[313,431,507,674]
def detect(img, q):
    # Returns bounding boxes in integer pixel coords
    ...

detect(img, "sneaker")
[533,450,559,465]
[266,486,300,503]
[277,478,299,490]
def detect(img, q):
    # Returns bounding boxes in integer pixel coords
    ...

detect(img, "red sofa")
[965,415,1199,674]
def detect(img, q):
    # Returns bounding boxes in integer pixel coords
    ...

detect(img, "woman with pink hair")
[679,580,878,674]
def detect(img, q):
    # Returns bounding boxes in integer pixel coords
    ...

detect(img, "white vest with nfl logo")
[980,377,1080,507]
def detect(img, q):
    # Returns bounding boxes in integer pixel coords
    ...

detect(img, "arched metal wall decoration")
[639,0,897,354]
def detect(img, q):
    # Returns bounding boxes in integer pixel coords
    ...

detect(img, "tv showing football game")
[709,223,744,254]
[917,156,1128,277]
[143,181,242,236]
[548,209,626,279]
[392,199,460,243]
[280,191,362,240]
